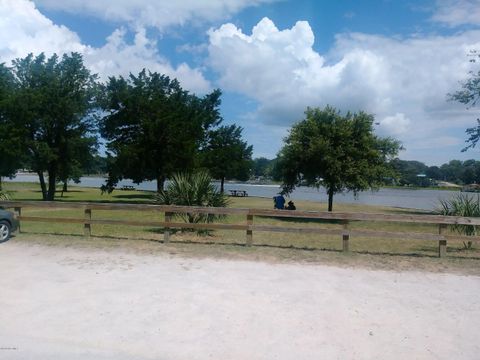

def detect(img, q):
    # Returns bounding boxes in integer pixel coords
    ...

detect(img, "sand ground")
[0,240,479,360]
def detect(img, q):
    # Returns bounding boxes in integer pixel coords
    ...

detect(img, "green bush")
[155,171,229,233]
[437,194,479,249]
[0,191,10,200]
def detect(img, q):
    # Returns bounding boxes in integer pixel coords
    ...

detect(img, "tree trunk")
[327,187,334,212]
[60,181,68,197]
[157,175,165,193]
[47,167,56,201]
[38,171,47,201]
[220,177,225,193]
[0,177,2,191]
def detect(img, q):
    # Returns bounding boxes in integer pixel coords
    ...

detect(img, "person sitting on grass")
[273,194,285,209]
[286,200,296,210]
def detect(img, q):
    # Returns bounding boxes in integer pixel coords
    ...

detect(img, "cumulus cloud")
[207,17,480,158]
[208,17,395,122]
[34,0,277,30]
[431,0,480,27]
[378,113,411,136]
[0,0,86,60]
[84,28,210,91]
[0,0,210,93]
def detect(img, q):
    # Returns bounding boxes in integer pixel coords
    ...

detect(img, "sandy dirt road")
[0,240,479,360]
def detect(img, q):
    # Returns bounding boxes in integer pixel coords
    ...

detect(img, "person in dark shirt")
[286,200,296,210]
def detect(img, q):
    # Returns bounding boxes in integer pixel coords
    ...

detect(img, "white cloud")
[0,0,210,93]
[378,113,411,136]
[84,28,210,92]
[34,0,276,30]
[432,0,480,27]
[207,17,480,161]
[0,0,86,60]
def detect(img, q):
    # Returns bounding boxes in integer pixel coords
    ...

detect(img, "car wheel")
[0,220,11,243]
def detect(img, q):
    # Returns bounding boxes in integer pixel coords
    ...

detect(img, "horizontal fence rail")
[1,200,480,258]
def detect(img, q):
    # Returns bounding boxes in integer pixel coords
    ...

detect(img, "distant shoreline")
[7,174,463,192]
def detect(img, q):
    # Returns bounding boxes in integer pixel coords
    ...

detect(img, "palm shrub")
[437,194,480,249]
[155,171,229,233]
[0,191,10,200]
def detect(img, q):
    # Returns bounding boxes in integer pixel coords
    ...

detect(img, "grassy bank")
[2,182,480,268]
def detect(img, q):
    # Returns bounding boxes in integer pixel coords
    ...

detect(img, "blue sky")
[1,0,480,165]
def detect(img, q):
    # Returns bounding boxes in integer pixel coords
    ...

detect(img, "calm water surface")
[5,174,470,211]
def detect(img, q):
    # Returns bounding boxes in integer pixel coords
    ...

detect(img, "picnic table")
[229,190,248,197]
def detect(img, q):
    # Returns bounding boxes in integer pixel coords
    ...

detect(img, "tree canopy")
[0,53,98,200]
[99,70,222,192]
[200,124,253,193]
[391,159,429,186]
[278,106,401,211]
[449,50,480,151]
[0,63,23,190]
[252,157,271,178]
[386,158,480,186]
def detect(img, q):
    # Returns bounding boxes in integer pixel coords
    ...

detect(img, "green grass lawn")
[2,181,480,265]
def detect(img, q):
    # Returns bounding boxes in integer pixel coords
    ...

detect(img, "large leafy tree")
[278,106,401,211]
[449,50,480,151]
[82,155,108,175]
[100,70,222,192]
[0,63,23,190]
[200,124,253,193]
[57,135,98,192]
[1,53,98,200]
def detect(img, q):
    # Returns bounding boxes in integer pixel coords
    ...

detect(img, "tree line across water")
[1,51,478,211]
[253,158,480,188]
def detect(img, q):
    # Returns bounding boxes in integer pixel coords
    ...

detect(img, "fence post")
[14,207,21,233]
[164,212,172,243]
[246,214,253,246]
[438,224,447,258]
[84,208,91,237]
[342,220,350,252]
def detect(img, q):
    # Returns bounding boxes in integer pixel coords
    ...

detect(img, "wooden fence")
[2,200,480,258]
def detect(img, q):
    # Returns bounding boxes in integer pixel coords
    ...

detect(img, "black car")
[0,209,18,242]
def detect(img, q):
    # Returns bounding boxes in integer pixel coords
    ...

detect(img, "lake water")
[5,174,471,211]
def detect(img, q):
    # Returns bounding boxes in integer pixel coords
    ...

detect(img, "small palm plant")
[0,191,10,200]
[155,171,229,233]
[437,194,480,249]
